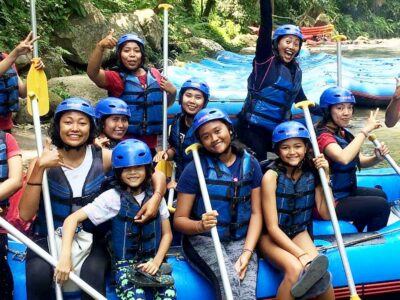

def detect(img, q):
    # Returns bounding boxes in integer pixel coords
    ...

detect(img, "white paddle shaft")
[369,137,400,175]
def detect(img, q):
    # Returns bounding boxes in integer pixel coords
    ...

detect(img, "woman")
[19,97,166,299]
[316,86,390,232]
[174,108,263,299]
[237,0,307,160]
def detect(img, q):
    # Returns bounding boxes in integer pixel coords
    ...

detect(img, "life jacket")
[119,68,163,135]
[169,113,197,178]
[0,54,19,116]
[242,57,302,131]
[274,164,316,237]
[192,151,254,241]
[111,187,161,261]
[319,127,358,200]
[34,146,106,236]
[0,131,9,207]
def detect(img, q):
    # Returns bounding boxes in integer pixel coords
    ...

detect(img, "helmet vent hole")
[138,152,145,157]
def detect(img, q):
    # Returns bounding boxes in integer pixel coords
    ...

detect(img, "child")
[0,32,44,131]
[55,139,176,300]
[94,96,131,149]
[237,0,308,160]
[153,78,210,187]
[0,130,23,300]
[258,121,334,300]
[87,30,177,153]
[174,108,263,299]
[316,86,390,232]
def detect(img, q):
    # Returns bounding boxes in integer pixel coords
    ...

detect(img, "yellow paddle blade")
[155,160,173,177]
[26,58,49,116]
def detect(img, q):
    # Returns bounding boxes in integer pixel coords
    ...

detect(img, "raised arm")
[87,30,117,88]
[385,78,400,127]
[255,0,273,63]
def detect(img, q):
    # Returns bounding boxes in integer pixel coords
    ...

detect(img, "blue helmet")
[112,139,152,169]
[95,97,131,119]
[319,87,356,109]
[178,78,210,106]
[272,121,310,148]
[272,24,303,57]
[117,33,145,53]
[192,108,232,135]
[54,97,95,122]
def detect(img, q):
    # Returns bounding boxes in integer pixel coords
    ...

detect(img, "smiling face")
[277,34,301,63]
[120,41,142,70]
[103,115,128,141]
[198,120,231,154]
[278,138,307,167]
[59,111,90,147]
[181,89,205,115]
[330,103,354,127]
[121,165,146,191]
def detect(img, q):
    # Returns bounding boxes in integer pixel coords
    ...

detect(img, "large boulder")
[48,75,107,103]
[231,34,258,47]
[188,37,224,55]
[133,9,162,51]
[52,0,109,65]
[42,51,72,79]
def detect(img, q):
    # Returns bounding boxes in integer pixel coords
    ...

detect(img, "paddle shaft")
[167,163,176,208]
[301,104,359,298]
[190,146,234,300]
[0,217,107,300]
[29,0,39,58]
[161,6,170,151]
[31,97,63,300]
[336,40,342,87]
[369,137,400,175]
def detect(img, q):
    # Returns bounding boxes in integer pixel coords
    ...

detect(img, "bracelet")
[242,248,254,256]
[196,221,203,234]
[27,182,42,186]
[360,130,369,138]
[297,253,308,259]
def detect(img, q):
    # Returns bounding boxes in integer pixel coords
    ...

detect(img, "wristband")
[242,248,254,256]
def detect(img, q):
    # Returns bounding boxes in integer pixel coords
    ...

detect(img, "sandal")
[127,263,174,288]
[291,254,329,298]
[297,271,332,300]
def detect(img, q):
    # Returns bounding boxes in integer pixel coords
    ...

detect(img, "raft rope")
[317,227,400,252]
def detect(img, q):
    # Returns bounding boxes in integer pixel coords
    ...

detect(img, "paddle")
[155,3,174,178]
[332,34,347,88]
[0,217,107,300]
[185,143,234,300]
[26,58,49,116]
[295,100,360,300]
[368,134,400,175]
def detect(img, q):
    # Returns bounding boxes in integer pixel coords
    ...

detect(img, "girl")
[174,108,263,299]
[154,78,210,187]
[19,98,166,299]
[0,130,23,300]
[55,139,176,300]
[258,121,334,300]
[87,30,176,153]
[316,86,390,232]
[94,96,130,149]
[237,0,308,160]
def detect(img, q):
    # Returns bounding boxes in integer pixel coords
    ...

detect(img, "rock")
[108,13,144,42]
[52,0,109,65]
[133,9,162,51]
[48,75,107,103]
[15,54,32,71]
[231,34,257,47]
[188,37,224,55]
[239,47,256,55]
[314,14,331,27]
[42,51,72,79]
[354,36,370,45]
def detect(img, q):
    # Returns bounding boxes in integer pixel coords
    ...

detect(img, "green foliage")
[50,85,70,99]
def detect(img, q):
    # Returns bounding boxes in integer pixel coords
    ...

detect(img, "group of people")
[0,0,398,299]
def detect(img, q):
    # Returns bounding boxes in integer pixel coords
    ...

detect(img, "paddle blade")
[26,58,49,116]
[155,160,173,177]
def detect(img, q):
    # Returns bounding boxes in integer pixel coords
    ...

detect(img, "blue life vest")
[274,165,316,237]
[320,128,358,200]
[0,54,19,116]
[242,57,302,131]
[34,146,106,236]
[192,151,254,241]
[169,113,197,178]
[0,131,9,207]
[119,68,163,135]
[111,188,161,261]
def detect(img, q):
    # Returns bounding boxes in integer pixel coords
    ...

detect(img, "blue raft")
[8,167,400,299]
